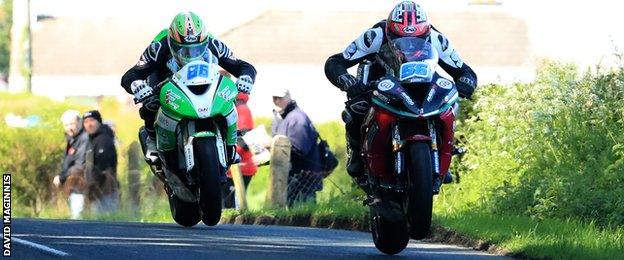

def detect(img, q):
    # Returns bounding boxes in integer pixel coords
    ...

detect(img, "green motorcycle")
[138,59,238,227]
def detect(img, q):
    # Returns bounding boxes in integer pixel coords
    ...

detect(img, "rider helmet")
[386,1,431,41]
[168,12,210,66]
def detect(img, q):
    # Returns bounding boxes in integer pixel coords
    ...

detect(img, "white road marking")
[13,237,71,257]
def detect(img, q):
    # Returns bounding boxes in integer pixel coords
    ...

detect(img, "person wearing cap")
[83,110,120,213]
[271,88,323,205]
[54,110,89,188]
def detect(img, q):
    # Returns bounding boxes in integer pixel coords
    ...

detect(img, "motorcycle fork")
[392,124,407,193]
[428,121,440,179]
[180,120,198,186]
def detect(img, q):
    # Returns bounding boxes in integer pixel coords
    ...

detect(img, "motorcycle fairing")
[372,75,458,119]
[362,107,398,185]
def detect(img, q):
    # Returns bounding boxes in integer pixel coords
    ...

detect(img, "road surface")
[11,218,508,259]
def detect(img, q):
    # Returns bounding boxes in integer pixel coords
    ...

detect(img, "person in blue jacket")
[271,87,322,205]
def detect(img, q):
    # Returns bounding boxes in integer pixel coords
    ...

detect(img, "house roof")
[31,17,166,76]
[220,10,530,67]
[31,10,529,76]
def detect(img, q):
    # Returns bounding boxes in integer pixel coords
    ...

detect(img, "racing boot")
[346,134,368,192]
[224,145,240,183]
[433,171,454,194]
[138,126,160,165]
[144,135,159,165]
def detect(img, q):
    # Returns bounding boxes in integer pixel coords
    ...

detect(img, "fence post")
[127,141,141,217]
[230,165,247,210]
[266,135,291,207]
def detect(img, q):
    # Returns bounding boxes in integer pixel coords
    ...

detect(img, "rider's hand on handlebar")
[236,75,253,94]
[346,82,368,99]
[339,73,368,98]
[131,80,154,104]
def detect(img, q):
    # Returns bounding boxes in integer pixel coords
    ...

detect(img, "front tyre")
[194,138,224,226]
[370,201,409,255]
[406,142,433,239]
[168,194,201,227]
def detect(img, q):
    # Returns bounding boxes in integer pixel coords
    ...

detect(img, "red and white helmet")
[386,1,431,40]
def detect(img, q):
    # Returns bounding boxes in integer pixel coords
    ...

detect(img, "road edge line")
[13,237,71,257]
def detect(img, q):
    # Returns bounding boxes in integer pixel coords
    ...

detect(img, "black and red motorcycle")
[353,37,460,254]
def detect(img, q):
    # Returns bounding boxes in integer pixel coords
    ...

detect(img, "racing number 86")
[187,64,210,80]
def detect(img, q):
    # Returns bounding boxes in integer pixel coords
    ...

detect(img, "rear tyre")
[370,201,409,255]
[194,138,223,226]
[406,142,433,239]
[168,195,201,227]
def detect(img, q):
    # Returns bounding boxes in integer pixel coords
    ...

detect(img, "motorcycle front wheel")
[406,141,433,239]
[168,194,201,227]
[370,199,409,255]
[194,137,224,226]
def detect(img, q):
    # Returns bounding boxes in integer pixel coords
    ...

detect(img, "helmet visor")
[169,40,209,64]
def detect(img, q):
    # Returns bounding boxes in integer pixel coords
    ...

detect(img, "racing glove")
[338,73,367,98]
[131,80,154,104]
[236,75,254,94]
[457,76,477,99]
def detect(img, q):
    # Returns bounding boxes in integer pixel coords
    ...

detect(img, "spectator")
[82,110,120,214]
[54,110,89,188]
[222,92,258,209]
[54,110,89,219]
[271,87,323,206]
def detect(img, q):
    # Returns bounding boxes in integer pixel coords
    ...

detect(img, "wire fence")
[286,170,324,206]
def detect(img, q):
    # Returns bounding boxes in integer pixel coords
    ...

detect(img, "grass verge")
[218,196,624,260]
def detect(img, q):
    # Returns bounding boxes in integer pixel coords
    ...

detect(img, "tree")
[0,0,12,75]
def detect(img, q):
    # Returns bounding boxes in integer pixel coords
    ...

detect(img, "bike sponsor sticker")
[436,78,453,90]
[377,79,395,91]
[349,100,370,115]
[184,138,195,171]
[197,107,210,114]
[426,88,436,102]
[156,110,178,132]
[401,92,416,106]
[165,89,182,110]
[218,88,236,101]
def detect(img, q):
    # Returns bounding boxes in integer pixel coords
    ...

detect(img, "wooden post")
[230,164,247,210]
[127,141,141,217]
[266,135,290,208]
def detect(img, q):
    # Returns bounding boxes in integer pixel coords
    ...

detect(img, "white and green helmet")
[168,12,210,65]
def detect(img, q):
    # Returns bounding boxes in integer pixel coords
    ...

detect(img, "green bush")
[0,93,158,218]
[439,61,624,226]
[0,93,82,216]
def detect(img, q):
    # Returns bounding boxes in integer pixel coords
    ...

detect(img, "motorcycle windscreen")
[379,37,439,84]
[172,59,219,88]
